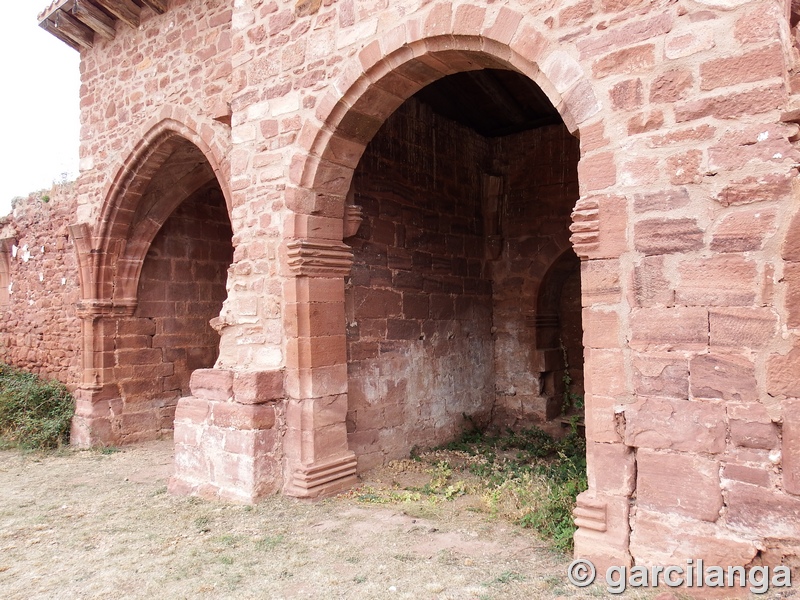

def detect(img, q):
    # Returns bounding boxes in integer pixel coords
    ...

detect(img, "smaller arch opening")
[111,139,233,442]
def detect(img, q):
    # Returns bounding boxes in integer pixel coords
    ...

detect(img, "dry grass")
[0,441,720,599]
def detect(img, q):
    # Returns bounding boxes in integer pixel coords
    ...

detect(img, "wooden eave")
[38,0,168,50]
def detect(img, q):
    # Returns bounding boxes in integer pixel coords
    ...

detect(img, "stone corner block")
[233,369,286,404]
[189,368,234,401]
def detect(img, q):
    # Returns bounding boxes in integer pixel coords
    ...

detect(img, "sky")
[0,3,80,217]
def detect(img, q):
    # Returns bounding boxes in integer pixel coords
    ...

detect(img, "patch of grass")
[0,363,74,450]
[489,571,525,585]
[255,534,284,551]
[451,425,587,553]
[194,516,211,532]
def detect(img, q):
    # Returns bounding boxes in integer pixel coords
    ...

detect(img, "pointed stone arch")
[278,26,607,499]
[71,110,234,448]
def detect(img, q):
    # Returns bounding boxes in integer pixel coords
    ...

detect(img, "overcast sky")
[0,4,80,217]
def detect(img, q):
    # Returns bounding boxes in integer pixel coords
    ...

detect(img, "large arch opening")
[343,68,582,470]
[105,139,233,443]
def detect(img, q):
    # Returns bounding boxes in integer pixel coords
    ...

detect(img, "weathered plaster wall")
[346,99,494,471]
[0,186,80,385]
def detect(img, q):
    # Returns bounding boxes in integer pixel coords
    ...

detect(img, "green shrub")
[0,363,74,450]
[448,424,588,553]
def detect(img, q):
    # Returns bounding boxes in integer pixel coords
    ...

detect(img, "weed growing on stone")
[0,363,74,450]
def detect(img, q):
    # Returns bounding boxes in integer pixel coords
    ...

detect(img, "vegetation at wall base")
[348,424,587,554]
[0,363,74,450]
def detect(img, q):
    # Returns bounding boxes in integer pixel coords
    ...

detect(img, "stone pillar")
[282,238,358,498]
[169,368,284,502]
[569,193,634,568]
[70,299,135,447]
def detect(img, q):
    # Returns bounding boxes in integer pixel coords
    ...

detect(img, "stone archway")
[70,117,234,447]
[281,32,629,571]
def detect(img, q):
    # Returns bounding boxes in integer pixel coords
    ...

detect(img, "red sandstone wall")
[0,185,81,385]
[346,99,494,470]
[66,0,800,567]
[75,0,232,224]
[490,125,582,426]
[112,182,233,442]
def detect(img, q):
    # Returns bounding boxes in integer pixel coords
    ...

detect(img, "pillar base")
[573,491,632,572]
[284,452,359,499]
[170,393,283,503]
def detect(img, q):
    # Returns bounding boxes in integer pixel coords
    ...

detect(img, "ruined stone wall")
[490,125,582,427]
[112,183,233,443]
[61,0,800,571]
[0,185,80,385]
[346,99,494,471]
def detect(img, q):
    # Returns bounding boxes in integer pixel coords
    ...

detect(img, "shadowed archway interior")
[344,68,582,471]
[111,141,233,442]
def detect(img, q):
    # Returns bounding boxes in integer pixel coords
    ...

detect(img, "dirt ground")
[0,441,788,600]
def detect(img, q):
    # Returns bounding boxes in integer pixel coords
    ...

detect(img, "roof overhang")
[38,0,167,51]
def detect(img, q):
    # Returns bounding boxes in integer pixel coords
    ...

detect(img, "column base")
[284,452,359,499]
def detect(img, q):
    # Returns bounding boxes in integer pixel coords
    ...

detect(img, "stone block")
[593,44,655,78]
[625,397,726,454]
[587,442,635,496]
[582,308,619,348]
[211,402,276,430]
[676,256,757,307]
[729,419,779,450]
[174,396,211,424]
[233,370,284,404]
[629,307,708,351]
[585,348,626,398]
[633,255,674,307]
[784,399,800,496]
[630,508,758,567]
[189,368,234,401]
[709,308,777,349]
[767,345,800,398]
[636,449,722,522]
[726,482,800,539]
[700,44,784,91]
[690,353,756,403]
[584,394,622,444]
[632,352,688,398]
[634,218,703,255]
[581,259,622,305]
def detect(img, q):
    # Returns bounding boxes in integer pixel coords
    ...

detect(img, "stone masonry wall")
[50,0,800,573]
[112,182,233,443]
[491,124,582,426]
[346,99,494,471]
[0,185,81,385]
[75,0,233,225]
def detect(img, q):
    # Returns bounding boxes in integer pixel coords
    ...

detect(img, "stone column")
[282,238,358,498]
[70,299,135,447]
[569,194,634,570]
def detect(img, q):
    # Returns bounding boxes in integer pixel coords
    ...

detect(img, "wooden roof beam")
[92,0,141,29]
[140,0,167,15]
[53,10,94,49]
[71,0,116,40]
[39,18,83,51]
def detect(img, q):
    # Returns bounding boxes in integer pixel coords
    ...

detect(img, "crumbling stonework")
[6,0,799,582]
[0,185,81,385]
